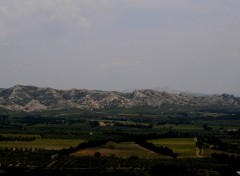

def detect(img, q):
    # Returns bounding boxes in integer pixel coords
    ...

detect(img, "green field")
[148,138,196,157]
[71,142,164,159]
[0,133,41,138]
[157,124,203,131]
[0,138,84,150]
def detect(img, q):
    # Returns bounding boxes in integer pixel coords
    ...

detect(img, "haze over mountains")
[0,85,239,112]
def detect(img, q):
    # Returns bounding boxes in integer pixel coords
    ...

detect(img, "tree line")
[135,140,178,158]
[0,135,36,141]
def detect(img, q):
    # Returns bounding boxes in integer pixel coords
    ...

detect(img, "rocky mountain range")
[0,85,239,112]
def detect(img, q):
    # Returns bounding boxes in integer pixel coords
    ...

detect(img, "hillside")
[0,85,239,112]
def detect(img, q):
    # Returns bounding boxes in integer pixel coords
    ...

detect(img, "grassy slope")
[71,142,165,159]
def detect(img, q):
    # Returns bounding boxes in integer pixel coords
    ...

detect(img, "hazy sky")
[0,0,240,95]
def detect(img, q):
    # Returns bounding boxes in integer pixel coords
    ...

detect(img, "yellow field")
[71,142,165,159]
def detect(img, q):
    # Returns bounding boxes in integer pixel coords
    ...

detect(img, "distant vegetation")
[0,104,240,175]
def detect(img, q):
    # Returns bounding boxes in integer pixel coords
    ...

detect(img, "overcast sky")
[0,0,240,95]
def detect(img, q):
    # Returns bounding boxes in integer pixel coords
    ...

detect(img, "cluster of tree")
[114,122,153,129]
[197,136,240,153]
[104,130,196,142]
[0,115,10,124]
[89,121,99,128]
[97,105,164,115]
[17,115,74,125]
[227,129,240,138]
[135,140,178,158]
[202,123,212,131]
[200,114,240,121]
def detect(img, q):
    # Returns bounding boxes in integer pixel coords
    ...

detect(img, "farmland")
[0,108,240,175]
[0,138,84,150]
[71,142,163,159]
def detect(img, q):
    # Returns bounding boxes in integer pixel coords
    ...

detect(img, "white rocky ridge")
[0,85,239,112]
[24,100,47,112]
